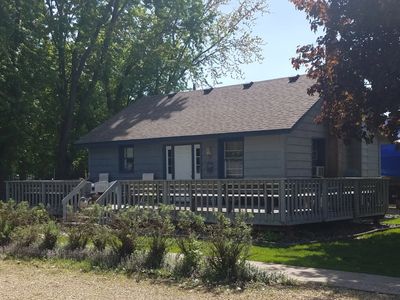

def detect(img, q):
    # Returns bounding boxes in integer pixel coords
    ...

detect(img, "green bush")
[11,226,41,247]
[40,221,60,250]
[66,226,89,250]
[92,225,114,251]
[0,200,51,246]
[108,206,141,258]
[174,210,205,277]
[142,205,175,269]
[205,213,252,283]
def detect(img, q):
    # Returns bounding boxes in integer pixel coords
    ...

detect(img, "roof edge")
[76,128,292,147]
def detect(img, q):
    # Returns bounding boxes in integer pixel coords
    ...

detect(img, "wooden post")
[116,181,122,209]
[321,180,328,221]
[279,179,286,224]
[217,181,223,212]
[41,182,46,205]
[5,181,9,201]
[353,180,360,218]
[162,181,168,204]
[63,203,67,221]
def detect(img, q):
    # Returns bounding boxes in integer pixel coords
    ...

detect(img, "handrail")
[5,180,81,183]
[62,180,91,220]
[96,180,118,206]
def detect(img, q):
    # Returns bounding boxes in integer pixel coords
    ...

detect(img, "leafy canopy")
[0,0,267,179]
[291,0,400,142]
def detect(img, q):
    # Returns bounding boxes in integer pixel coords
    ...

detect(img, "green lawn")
[382,217,400,225]
[248,228,400,277]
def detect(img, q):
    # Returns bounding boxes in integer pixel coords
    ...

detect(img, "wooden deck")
[5,178,389,225]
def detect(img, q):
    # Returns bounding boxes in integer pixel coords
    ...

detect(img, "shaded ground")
[0,260,396,300]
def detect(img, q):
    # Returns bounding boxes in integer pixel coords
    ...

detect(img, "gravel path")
[0,260,396,300]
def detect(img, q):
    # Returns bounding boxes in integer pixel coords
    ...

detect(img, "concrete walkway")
[250,261,400,295]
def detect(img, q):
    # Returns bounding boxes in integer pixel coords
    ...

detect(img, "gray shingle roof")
[77,75,318,144]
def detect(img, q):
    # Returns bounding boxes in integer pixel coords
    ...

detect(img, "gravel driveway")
[0,260,395,300]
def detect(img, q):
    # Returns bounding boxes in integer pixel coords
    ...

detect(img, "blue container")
[381,144,400,177]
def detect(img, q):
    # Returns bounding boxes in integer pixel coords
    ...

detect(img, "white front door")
[174,145,192,179]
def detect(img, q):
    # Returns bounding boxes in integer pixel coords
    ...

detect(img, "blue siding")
[381,144,400,177]
[88,139,218,181]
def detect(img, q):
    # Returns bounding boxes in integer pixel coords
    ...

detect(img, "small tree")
[142,205,175,269]
[206,213,252,283]
[108,206,141,258]
[174,210,205,277]
[291,0,400,142]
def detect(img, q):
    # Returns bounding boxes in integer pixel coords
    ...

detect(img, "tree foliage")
[0,0,267,180]
[291,0,400,142]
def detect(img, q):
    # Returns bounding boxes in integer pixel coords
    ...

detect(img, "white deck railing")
[4,178,389,225]
[5,180,80,216]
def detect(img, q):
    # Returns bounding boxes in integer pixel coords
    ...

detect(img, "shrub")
[66,226,89,250]
[40,221,60,250]
[108,206,141,258]
[0,201,50,246]
[92,225,114,251]
[142,205,175,269]
[11,226,41,248]
[174,210,205,277]
[205,213,252,283]
[0,218,13,246]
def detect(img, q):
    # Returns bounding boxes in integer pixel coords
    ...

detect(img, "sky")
[218,0,320,87]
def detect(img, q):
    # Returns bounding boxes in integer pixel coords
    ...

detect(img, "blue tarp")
[381,144,400,177]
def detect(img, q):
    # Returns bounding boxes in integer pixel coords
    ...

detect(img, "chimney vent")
[243,82,254,89]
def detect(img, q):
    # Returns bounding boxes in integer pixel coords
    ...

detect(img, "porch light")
[206,146,212,157]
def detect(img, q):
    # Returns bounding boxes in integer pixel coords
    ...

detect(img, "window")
[224,140,243,178]
[166,146,173,179]
[312,139,326,176]
[121,146,134,172]
[194,144,201,179]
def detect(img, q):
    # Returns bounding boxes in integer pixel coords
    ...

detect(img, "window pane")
[125,147,134,158]
[195,147,201,173]
[121,146,134,172]
[224,140,243,178]
[167,149,172,174]
[225,160,243,178]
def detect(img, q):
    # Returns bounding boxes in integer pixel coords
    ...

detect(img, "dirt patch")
[0,260,396,300]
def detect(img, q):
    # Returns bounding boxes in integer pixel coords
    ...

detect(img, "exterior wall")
[88,143,164,180]
[337,140,362,177]
[88,145,120,180]
[337,138,382,177]
[87,100,382,180]
[361,139,381,177]
[88,138,218,181]
[285,103,326,177]
[243,135,285,178]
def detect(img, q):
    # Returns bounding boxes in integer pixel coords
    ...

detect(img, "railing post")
[41,182,46,205]
[5,181,10,201]
[63,203,67,221]
[162,181,168,204]
[217,181,223,212]
[116,181,122,209]
[279,179,286,224]
[353,180,360,218]
[321,179,328,221]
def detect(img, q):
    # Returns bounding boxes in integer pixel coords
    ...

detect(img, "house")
[77,75,382,181]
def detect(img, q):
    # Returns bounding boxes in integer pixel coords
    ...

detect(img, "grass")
[20,221,400,278]
[248,228,400,277]
[382,217,400,225]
